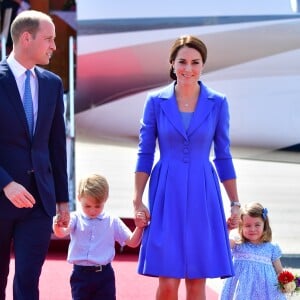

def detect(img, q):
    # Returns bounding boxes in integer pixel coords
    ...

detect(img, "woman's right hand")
[134,201,151,223]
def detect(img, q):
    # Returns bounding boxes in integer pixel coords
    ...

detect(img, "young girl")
[220,202,286,300]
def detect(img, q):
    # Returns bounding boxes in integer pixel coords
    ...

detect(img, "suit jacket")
[0,60,69,218]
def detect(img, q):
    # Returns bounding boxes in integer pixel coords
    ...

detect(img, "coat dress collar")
[158,81,216,139]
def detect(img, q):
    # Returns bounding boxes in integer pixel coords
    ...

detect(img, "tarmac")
[74,140,300,295]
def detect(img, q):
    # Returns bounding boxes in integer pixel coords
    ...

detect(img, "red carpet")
[6,250,218,299]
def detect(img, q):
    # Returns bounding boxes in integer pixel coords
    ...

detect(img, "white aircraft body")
[75,0,300,157]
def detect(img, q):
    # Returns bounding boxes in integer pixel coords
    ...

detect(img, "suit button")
[183,157,189,163]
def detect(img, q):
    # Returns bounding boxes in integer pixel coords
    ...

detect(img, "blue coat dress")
[135,81,236,279]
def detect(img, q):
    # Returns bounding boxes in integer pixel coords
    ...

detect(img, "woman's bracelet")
[230,201,241,208]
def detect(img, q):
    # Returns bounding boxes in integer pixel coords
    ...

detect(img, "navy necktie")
[23,69,34,137]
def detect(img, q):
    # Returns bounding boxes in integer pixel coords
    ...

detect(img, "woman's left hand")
[229,206,240,229]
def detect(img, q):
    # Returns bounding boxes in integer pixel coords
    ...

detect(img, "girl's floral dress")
[220,242,286,300]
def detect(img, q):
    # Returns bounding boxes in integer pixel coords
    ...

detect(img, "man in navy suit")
[0,10,70,300]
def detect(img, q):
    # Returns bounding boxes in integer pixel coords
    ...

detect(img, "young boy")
[53,173,147,300]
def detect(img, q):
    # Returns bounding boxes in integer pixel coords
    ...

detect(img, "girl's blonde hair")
[77,174,109,204]
[238,202,272,243]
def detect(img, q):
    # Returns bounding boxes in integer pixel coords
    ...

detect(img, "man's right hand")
[3,181,35,208]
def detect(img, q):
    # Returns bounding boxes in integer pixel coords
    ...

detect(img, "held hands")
[53,204,70,238]
[134,211,149,228]
[53,213,69,228]
[227,217,236,230]
[53,214,70,238]
[134,202,150,222]
[55,202,70,228]
[228,205,241,230]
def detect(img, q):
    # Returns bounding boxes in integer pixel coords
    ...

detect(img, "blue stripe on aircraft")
[78,15,300,35]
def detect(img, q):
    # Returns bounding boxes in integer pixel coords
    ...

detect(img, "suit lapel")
[34,68,44,136]
[0,62,31,139]
[159,82,216,139]
[159,83,188,139]
[34,68,52,138]
[187,82,215,136]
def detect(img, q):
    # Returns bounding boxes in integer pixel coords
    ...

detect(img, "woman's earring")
[173,69,176,74]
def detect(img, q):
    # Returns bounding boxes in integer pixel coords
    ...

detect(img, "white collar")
[7,54,36,79]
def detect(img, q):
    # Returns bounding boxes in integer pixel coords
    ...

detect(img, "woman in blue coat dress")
[133,35,241,300]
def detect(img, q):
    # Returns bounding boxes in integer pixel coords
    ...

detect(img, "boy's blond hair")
[77,174,109,203]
